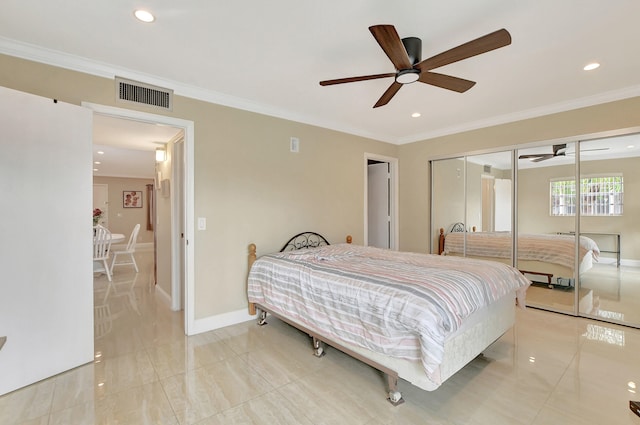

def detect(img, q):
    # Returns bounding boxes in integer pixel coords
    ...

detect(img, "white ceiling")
[2,1,640,174]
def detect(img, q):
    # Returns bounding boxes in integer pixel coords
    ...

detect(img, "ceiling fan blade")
[532,154,554,162]
[416,28,512,72]
[518,154,545,159]
[418,71,476,93]
[374,81,402,108]
[566,147,610,155]
[369,25,413,70]
[319,73,396,86]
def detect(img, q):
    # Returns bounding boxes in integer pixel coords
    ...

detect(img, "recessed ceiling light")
[628,145,635,149]
[583,62,600,71]
[97,151,104,155]
[134,9,155,23]
[411,112,421,118]
[93,168,99,172]
[94,161,101,165]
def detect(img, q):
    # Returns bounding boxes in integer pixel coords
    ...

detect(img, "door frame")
[364,153,398,250]
[82,102,196,335]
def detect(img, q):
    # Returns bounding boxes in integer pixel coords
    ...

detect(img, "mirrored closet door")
[431,157,466,254]
[431,152,513,264]
[430,132,640,329]
[516,142,577,314]
[579,134,640,327]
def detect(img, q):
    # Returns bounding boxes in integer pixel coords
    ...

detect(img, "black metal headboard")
[280,232,330,252]
[449,222,466,233]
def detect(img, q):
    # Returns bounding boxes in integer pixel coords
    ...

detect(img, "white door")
[93,184,109,227]
[0,87,94,395]
[494,178,512,231]
[368,162,390,249]
[481,176,495,232]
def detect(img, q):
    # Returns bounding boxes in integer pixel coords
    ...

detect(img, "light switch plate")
[290,137,300,153]
[198,217,206,230]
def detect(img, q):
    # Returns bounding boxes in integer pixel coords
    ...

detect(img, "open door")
[365,154,398,250]
[367,161,391,249]
[0,86,94,395]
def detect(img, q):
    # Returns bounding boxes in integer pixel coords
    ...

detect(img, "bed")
[247,232,530,404]
[438,224,600,287]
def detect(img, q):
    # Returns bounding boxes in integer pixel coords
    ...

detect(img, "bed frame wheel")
[387,390,404,406]
[257,310,268,326]
[312,337,325,357]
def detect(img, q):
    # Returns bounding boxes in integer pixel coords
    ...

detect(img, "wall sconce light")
[155,147,167,162]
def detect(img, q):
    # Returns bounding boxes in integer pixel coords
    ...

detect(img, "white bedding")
[444,232,600,269]
[248,244,530,386]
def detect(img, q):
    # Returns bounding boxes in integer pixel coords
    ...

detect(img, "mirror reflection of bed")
[431,133,640,326]
[438,226,599,314]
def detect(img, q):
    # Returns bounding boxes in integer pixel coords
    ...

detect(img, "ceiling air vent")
[115,77,173,111]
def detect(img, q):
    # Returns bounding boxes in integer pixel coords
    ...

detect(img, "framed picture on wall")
[123,190,143,208]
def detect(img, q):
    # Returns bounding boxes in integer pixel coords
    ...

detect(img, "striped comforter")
[444,232,600,268]
[248,244,530,385]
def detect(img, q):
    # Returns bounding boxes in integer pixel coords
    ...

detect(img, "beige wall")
[0,54,397,322]
[93,176,154,244]
[398,97,640,254]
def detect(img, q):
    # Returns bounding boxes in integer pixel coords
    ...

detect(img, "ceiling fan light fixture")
[396,69,420,84]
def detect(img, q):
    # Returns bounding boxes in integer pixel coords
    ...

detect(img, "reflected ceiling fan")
[519,144,610,162]
[319,25,512,108]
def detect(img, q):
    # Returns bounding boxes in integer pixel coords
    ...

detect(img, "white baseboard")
[622,259,640,267]
[189,308,255,336]
[110,242,153,251]
[597,257,640,267]
[154,284,172,308]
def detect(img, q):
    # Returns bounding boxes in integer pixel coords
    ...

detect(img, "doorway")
[84,102,195,335]
[365,153,398,250]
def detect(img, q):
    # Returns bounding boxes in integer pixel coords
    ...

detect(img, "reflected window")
[550,174,623,216]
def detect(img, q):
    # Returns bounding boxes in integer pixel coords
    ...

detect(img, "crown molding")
[397,85,640,145]
[3,36,639,146]
[0,37,394,143]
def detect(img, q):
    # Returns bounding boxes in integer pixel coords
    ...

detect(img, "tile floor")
[525,262,640,325]
[2,248,640,424]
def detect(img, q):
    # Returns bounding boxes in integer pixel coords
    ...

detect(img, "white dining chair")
[110,224,140,274]
[93,225,113,281]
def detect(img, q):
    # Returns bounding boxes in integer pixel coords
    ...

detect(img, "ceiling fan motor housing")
[402,37,422,65]
[395,37,422,84]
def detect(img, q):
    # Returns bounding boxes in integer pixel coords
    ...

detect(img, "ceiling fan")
[319,25,512,108]
[518,144,610,162]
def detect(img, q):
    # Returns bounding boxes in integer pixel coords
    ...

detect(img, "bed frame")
[247,232,516,405]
